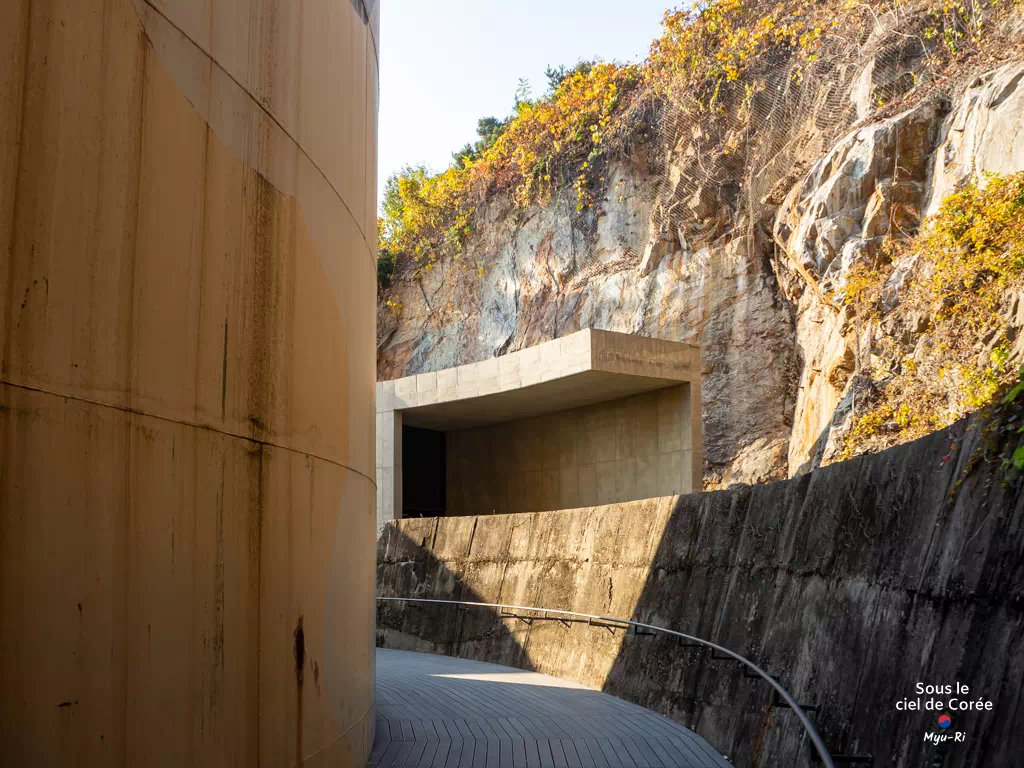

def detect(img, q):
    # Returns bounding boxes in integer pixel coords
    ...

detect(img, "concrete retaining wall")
[377,416,1024,768]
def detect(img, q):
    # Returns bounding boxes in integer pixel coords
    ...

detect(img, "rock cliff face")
[376,415,1024,768]
[378,55,1024,487]
[774,64,1024,473]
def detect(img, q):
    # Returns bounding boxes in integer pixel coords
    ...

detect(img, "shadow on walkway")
[371,648,731,768]
[375,417,1024,768]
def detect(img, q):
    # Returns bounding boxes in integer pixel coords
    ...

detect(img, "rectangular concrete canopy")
[402,369,693,430]
[375,329,701,527]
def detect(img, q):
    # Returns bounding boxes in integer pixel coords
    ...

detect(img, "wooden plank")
[622,736,658,768]
[430,739,453,768]
[417,741,440,768]
[569,737,602,768]
[595,739,625,768]
[443,739,464,768]
[373,649,732,768]
[549,737,569,768]
[679,731,730,768]
[392,741,415,767]
[561,737,583,768]
[538,739,556,768]
[377,740,403,768]
[606,737,640,768]
[496,718,526,768]
[404,738,429,768]
[507,717,542,768]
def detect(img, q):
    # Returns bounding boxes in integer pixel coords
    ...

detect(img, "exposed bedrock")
[377,416,1024,768]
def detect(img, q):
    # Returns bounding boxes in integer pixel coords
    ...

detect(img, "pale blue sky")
[377,0,677,207]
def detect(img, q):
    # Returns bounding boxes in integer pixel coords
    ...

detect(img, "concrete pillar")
[376,407,403,530]
[681,380,703,494]
[0,1,378,766]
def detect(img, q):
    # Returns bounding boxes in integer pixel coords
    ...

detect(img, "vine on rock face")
[377,0,1015,285]
[377,0,917,285]
[841,172,1024,459]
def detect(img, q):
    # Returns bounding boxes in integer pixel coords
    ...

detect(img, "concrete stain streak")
[221,319,229,421]
[211,454,226,712]
[2,0,34,374]
[295,615,305,765]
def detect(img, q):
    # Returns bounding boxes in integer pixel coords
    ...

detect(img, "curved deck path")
[371,649,732,768]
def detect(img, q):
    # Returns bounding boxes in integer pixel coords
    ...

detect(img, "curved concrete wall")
[1,1,378,766]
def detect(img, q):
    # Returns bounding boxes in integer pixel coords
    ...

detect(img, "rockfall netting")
[620,0,979,278]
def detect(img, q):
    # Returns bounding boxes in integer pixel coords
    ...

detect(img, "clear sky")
[377,0,677,208]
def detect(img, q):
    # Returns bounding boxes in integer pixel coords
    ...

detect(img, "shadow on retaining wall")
[375,519,536,671]
[376,416,1024,768]
[602,418,1024,768]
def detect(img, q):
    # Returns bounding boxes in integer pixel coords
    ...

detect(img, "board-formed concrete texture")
[1,1,378,766]
[373,648,732,768]
[377,415,1024,767]
[375,329,701,527]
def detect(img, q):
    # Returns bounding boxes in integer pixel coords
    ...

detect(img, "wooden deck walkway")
[370,649,732,768]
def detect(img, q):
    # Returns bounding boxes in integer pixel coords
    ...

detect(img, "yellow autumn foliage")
[842,173,1024,457]
[379,0,999,280]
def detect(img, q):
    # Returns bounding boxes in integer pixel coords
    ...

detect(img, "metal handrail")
[377,596,835,768]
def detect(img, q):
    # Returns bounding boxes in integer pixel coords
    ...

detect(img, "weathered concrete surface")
[378,51,1024,488]
[377,416,1024,768]
[0,1,377,766]
[445,384,696,518]
[376,329,701,526]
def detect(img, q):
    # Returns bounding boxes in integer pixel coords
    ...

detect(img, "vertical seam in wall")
[128,18,148,441]
[363,0,370,240]
[2,0,34,379]
[843,591,885,727]
[121,16,149,767]
[123,406,132,768]
[714,488,753,640]
[518,514,540,670]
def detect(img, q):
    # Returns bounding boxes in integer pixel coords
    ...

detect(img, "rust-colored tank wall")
[0,1,378,766]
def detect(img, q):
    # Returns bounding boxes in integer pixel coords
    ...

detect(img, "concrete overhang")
[376,329,700,431]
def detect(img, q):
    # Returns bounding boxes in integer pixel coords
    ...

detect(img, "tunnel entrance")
[401,426,446,518]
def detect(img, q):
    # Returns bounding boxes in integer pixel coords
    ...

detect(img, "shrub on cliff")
[378,0,1009,286]
[378,59,641,280]
[842,172,1024,458]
